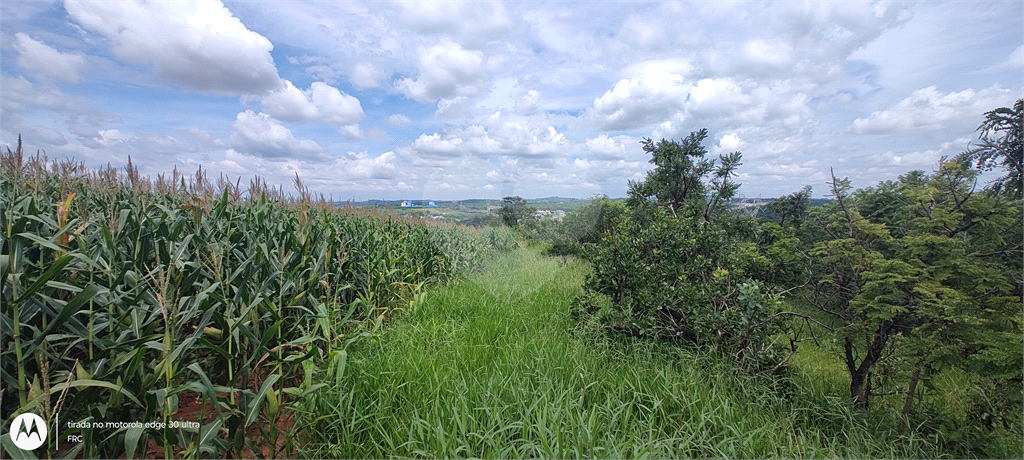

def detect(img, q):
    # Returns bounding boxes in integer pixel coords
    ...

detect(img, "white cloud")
[307,82,363,126]
[687,78,756,120]
[385,114,413,127]
[408,126,498,158]
[768,1,913,63]
[741,39,794,72]
[514,89,541,113]
[406,116,568,160]
[587,66,691,130]
[392,0,511,46]
[717,133,743,151]
[259,80,320,121]
[230,110,326,159]
[177,127,228,149]
[350,62,386,88]
[338,150,400,180]
[13,33,87,82]
[865,137,973,171]
[584,134,634,160]
[259,80,363,135]
[395,39,490,103]
[587,66,812,136]
[849,85,1014,135]
[1,75,70,112]
[64,0,280,95]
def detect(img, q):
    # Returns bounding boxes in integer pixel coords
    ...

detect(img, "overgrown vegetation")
[561,102,1023,458]
[571,129,785,370]
[0,140,511,458]
[299,249,939,459]
[3,101,1019,459]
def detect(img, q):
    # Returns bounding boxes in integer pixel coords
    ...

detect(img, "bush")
[574,207,786,369]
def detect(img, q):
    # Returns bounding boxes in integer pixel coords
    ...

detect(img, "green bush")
[570,131,789,369]
[575,208,785,368]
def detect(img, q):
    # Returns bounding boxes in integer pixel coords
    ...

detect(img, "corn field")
[1,138,507,458]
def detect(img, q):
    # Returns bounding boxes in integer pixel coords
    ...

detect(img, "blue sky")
[1,1,1021,201]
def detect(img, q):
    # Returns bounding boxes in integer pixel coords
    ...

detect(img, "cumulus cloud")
[338,150,400,180]
[406,118,567,160]
[395,39,489,103]
[230,110,326,160]
[717,133,743,152]
[687,78,757,120]
[259,80,364,132]
[586,64,812,135]
[587,66,691,130]
[64,0,280,95]
[13,33,87,82]
[385,114,413,127]
[849,85,1014,135]
[408,126,499,158]
[584,134,633,160]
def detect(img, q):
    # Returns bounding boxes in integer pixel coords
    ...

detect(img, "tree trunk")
[897,366,922,435]
[848,322,892,409]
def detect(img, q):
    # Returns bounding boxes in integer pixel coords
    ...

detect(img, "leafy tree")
[574,131,784,368]
[498,196,535,228]
[767,185,812,228]
[627,130,743,225]
[804,164,1021,411]
[956,99,1023,199]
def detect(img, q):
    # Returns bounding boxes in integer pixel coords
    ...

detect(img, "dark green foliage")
[802,163,1021,431]
[573,131,783,368]
[499,196,535,228]
[766,185,812,228]
[580,210,783,364]
[569,114,1020,456]
[626,130,743,226]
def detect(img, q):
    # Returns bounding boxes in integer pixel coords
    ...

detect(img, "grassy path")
[299,249,900,458]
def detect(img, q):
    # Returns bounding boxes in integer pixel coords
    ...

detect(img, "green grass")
[299,249,949,459]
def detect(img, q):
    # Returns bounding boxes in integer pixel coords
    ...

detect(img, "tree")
[957,99,1023,199]
[766,185,812,228]
[499,196,534,228]
[805,164,1020,410]
[574,131,784,368]
[627,130,743,225]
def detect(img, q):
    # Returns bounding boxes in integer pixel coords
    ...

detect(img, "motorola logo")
[9,413,47,451]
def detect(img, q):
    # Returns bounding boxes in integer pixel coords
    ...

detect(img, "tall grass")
[300,249,946,459]
[0,138,504,458]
